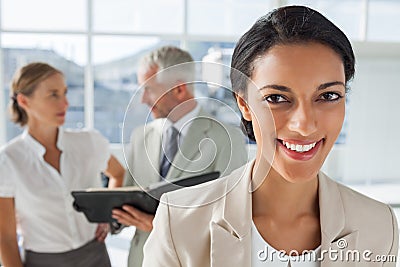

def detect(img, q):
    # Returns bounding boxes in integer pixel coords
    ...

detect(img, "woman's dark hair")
[231,5,355,141]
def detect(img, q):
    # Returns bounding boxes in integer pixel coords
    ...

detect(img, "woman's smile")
[277,138,324,161]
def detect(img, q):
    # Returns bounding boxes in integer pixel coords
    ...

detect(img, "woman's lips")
[277,138,323,161]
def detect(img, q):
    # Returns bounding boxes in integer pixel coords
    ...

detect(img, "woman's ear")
[235,94,252,121]
[16,94,29,111]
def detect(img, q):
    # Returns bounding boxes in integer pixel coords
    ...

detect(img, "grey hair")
[139,46,195,92]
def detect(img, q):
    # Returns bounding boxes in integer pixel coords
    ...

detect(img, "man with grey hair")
[113,46,247,267]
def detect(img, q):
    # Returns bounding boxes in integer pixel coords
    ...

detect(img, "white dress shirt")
[0,128,110,253]
[252,221,321,267]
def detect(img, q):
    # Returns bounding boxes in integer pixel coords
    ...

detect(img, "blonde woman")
[0,62,125,267]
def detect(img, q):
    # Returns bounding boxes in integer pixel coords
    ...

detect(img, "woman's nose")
[287,103,317,136]
[63,96,69,109]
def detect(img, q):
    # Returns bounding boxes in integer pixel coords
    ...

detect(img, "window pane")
[93,36,179,143]
[2,33,86,141]
[186,41,243,131]
[287,0,363,40]
[368,0,400,42]
[343,56,400,183]
[93,0,183,34]
[1,0,86,31]
[188,0,277,36]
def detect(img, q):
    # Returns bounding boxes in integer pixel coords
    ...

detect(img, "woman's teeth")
[282,140,317,153]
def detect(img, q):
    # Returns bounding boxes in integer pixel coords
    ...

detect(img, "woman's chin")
[275,166,319,184]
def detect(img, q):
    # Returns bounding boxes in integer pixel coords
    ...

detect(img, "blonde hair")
[9,62,63,126]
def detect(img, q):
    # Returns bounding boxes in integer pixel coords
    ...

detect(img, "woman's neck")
[252,159,319,220]
[27,123,59,149]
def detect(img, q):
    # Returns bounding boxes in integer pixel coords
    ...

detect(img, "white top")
[0,128,110,253]
[252,221,321,267]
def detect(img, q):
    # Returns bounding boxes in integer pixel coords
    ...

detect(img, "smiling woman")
[243,43,347,183]
[142,6,398,267]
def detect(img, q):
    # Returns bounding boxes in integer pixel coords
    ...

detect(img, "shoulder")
[334,178,392,217]
[341,181,397,250]
[197,109,244,140]
[0,134,26,162]
[323,174,397,250]
[164,175,228,208]
[132,119,164,138]
[145,119,165,131]
[163,164,247,211]
[0,135,26,186]
[340,183,397,234]
[324,173,394,218]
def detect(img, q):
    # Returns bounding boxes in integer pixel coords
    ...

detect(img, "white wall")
[342,47,400,183]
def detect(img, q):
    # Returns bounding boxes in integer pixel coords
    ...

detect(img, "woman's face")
[22,73,69,128]
[238,43,346,183]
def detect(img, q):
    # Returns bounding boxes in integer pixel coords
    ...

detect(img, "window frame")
[1,0,400,146]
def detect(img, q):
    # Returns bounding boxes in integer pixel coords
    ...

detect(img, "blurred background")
[0,0,399,266]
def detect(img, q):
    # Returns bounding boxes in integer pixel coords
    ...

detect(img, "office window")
[186,41,241,127]
[93,36,179,143]
[1,33,86,141]
[368,0,400,42]
[0,0,398,187]
[188,0,277,36]
[1,0,86,31]
[93,0,184,34]
[287,0,364,40]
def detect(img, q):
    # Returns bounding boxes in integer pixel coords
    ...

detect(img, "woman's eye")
[264,94,288,104]
[319,92,342,101]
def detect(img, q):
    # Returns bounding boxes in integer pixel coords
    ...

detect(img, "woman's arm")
[103,155,125,188]
[0,198,23,267]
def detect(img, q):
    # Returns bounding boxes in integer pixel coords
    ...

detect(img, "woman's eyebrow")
[258,84,291,92]
[317,81,345,90]
[258,81,345,92]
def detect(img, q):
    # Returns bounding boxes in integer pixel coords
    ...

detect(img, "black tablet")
[72,171,220,223]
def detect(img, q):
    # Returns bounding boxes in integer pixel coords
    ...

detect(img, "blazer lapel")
[319,172,359,267]
[210,162,254,267]
[167,110,212,179]
[321,231,359,267]
[141,120,163,184]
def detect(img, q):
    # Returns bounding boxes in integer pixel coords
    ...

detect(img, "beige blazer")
[143,161,399,267]
[123,108,248,267]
